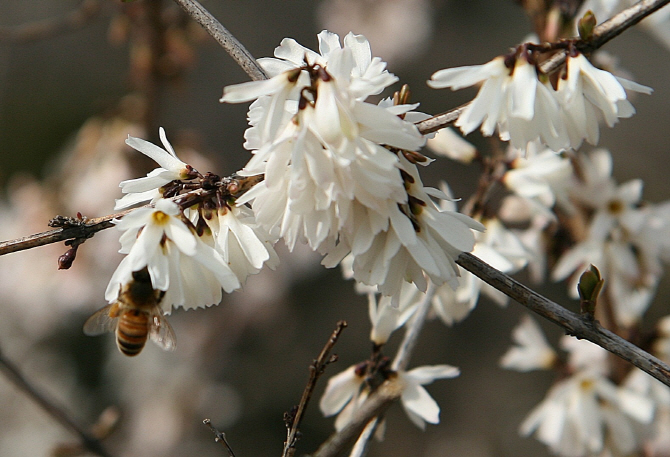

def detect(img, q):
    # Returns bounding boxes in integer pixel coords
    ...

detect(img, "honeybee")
[84,268,176,356]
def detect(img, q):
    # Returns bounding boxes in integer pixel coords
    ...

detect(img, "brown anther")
[317,66,331,82]
[287,67,302,83]
[399,169,415,184]
[402,150,429,164]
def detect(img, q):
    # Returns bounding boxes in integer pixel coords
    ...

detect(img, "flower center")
[152,211,170,225]
[607,199,624,215]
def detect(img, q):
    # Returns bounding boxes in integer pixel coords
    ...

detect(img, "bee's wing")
[83,304,118,336]
[148,312,177,351]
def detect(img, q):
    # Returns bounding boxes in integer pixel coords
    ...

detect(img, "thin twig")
[0,347,112,457]
[171,0,268,81]
[455,252,670,387]
[0,0,101,43]
[203,419,236,457]
[415,102,470,135]
[283,321,347,457]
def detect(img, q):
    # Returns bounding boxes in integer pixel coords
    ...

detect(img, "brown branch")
[0,0,101,43]
[0,174,263,258]
[0,210,126,257]
[455,252,670,387]
[283,321,347,457]
[415,102,470,135]
[0,346,112,457]
[171,0,268,81]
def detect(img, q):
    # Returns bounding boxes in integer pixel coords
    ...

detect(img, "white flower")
[367,285,420,345]
[551,150,663,326]
[503,149,574,215]
[556,53,652,149]
[319,364,368,431]
[205,204,280,284]
[426,127,477,164]
[520,369,654,456]
[325,156,484,298]
[429,53,566,150]
[500,315,557,372]
[106,199,240,313]
[116,128,195,210]
[319,363,459,431]
[396,365,460,429]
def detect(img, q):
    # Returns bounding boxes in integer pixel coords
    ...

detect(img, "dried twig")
[455,252,670,387]
[0,347,112,457]
[282,321,347,457]
[171,0,268,81]
[0,0,101,43]
[203,419,235,457]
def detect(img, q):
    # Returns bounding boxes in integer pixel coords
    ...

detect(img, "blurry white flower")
[367,286,419,345]
[319,364,368,431]
[521,370,654,456]
[397,365,460,429]
[116,128,196,210]
[106,199,241,313]
[319,363,459,431]
[503,149,574,214]
[500,315,557,372]
[552,150,663,326]
[426,127,477,163]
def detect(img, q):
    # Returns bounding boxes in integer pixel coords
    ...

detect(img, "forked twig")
[203,419,236,457]
[282,321,347,457]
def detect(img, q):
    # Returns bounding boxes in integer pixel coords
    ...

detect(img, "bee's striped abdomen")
[116,310,149,356]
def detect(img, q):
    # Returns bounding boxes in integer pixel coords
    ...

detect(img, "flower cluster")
[552,149,670,327]
[222,31,482,298]
[107,128,278,313]
[429,46,651,152]
[502,318,656,456]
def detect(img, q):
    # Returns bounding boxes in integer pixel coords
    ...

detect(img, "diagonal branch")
[0,346,112,457]
[541,0,670,74]
[455,252,670,387]
[283,321,347,457]
[171,0,268,81]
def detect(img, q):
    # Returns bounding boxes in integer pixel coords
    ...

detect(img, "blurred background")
[0,0,669,456]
